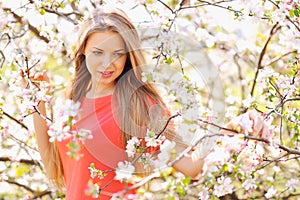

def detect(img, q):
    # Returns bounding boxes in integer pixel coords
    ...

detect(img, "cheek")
[85,56,98,71]
[115,57,127,70]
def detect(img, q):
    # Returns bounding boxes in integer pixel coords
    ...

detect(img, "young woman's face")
[84,31,127,92]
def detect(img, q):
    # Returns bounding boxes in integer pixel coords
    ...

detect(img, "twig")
[267,0,300,32]
[279,105,284,144]
[153,42,165,72]
[8,133,39,153]
[168,133,225,166]
[89,0,96,8]
[3,111,28,130]
[31,190,52,200]
[250,22,281,97]
[96,113,181,196]
[0,50,5,69]
[3,8,50,43]
[43,7,80,25]
[176,47,184,75]
[197,117,300,155]
[157,0,175,14]
[269,79,284,100]
[131,113,181,164]
[245,135,300,155]
[115,118,300,197]
[233,53,246,103]
[98,178,114,193]
[266,97,300,118]
[114,172,161,197]
[0,157,41,166]
[267,0,279,9]
[179,0,242,14]
[263,50,297,67]
[32,103,53,123]
[256,153,288,171]
[286,15,300,32]
[5,179,34,193]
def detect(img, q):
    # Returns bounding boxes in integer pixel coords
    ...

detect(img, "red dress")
[57,95,132,199]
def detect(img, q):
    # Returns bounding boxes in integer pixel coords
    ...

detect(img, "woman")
[32,8,269,199]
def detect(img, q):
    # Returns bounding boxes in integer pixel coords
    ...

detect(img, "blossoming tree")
[0,0,299,199]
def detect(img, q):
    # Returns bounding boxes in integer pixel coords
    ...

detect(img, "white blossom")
[115,161,135,181]
[242,178,257,190]
[198,187,210,200]
[265,186,277,199]
[286,179,299,192]
[239,114,253,134]
[61,99,81,117]
[213,177,234,197]
[145,129,165,147]
[125,137,140,158]
[77,129,93,142]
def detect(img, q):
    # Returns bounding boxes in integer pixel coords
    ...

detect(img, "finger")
[17,69,28,88]
[42,70,50,82]
[223,117,242,134]
[33,70,49,82]
[247,110,260,121]
[260,123,270,138]
[253,115,264,136]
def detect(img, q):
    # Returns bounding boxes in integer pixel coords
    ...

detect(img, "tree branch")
[179,0,242,14]
[131,113,181,164]
[0,157,41,166]
[250,23,281,97]
[157,0,175,14]
[263,50,298,67]
[266,97,300,118]
[5,179,34,193]
[3,8,50,43]
[3,111,28,130]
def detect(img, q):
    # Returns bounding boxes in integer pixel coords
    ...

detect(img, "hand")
[19,69,51,92]
[223,110,270,138]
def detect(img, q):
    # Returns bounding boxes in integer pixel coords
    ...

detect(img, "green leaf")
[294,9,300,17]
[237,172,243,179]
[165,58,173,64]
[222,164,229,171]
[182,177,191,186]
[176,187,186,197]
[233,154,238,162]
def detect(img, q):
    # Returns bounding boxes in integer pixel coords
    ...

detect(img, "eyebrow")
[92,47,125,52]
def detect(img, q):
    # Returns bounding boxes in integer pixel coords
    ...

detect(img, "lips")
[99,71,114,78]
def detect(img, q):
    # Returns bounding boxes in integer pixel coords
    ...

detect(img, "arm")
[172,146,204,179]
[32,101,58,179]
[171,110,268,179]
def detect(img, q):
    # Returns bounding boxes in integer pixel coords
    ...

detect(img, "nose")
[102,54,112,68]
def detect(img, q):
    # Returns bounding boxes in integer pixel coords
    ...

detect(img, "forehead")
[86,31,125,49]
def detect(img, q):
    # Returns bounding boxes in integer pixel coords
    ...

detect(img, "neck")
[86,84,115,98]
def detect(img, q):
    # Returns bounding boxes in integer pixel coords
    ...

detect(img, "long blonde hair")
[52,7,177,186]
[69,8,172,143]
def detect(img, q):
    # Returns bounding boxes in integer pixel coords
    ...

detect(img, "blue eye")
[92,51,103,55]
[115,52,124,57]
